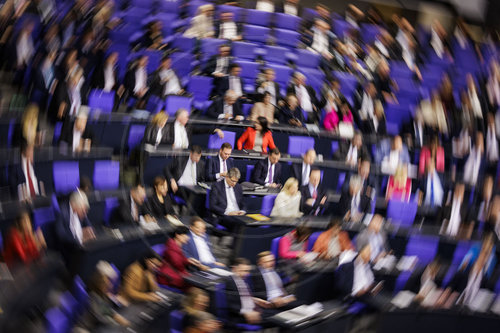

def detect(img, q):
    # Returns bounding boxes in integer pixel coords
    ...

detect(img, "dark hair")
[190,216,205,226]
[190,145,202,154]
[79,176,93,193]
[269,148,280,156]
[257,116,270,134]
[296,225,312,240]
[327,218,342,229]
[139,250,161,269]
[153,176,166,189]
[173,226,189,238]
[231,257,250,267]
[228,63,240,72]
[220,142,232,150]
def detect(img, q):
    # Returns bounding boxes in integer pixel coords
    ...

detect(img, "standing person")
[290,148,316,186]
[206,143,234,182]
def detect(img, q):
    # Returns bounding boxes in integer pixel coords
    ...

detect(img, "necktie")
[268,164,273,184]
[222,160,227,173]
[191,162,196,184]
[220,23,224,38]
[26,159,35,198]
[312,188,317,199]
[430,178,435,207]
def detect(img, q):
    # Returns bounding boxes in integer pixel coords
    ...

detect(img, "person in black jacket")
[278,94,305,127]
[59,108,94,153]
[251,148,282,187]
[338,175,372,222]
[211,63,246,100]
[403,258,443,302]
[124,55,149,109]
[110,184,153,228]
[286,72,319,124]
[143,111,170,146]
[209,167,245,216]
[300,168,328,216]
[147,176,176,220]
[165,145,205,191]
[90,52,124,112]
[333,131,370,167]
[206,90,244,120]
[290,148,316,186]
[203,44,232,78]
[205,142,234,182]
[149,55,185,99]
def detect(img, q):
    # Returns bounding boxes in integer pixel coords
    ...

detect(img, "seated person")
[124,55,149,109]
[216,11,242,41]
[110,184,154,228]
[3,210,46,267]
[334,131,370,167]
[417,159,445,208]
[385,164,412,202]
[59,108,94,153]
[149,56,184,98]
[237,117,276,153]
[249,91,276,124]
[379,135,411,174]
[356,215,390,264]
[458,233,497,280]
[251,251,300,309]
[184,4,215,39]
[212,63,245,99]
[300,168,328,216]
[438,183,472,239]
[255,0,275,12]
[418,136,445,176]
[270,177,303,217]
[207,90,244,120]
[206,142,234,182]
[183,217,226,268]
[76,267,131,330]
[312,218,354,260]
[290,148,317,186]
[143,111,170,146]
[120,251,163,303]
[203,44,232,78]
[338,175,372,222]
[279,94,305,127]
[342,158,377,201]
[323,102,354,131]
[278,225,312,260]
[182,288,222,333]
[286,72,319,124]
[9,143,44,201]
[256,68,282,111]
[164,145,205,192]
[251,148,282,187]
[142,20,167,50]
[158,226,207,290]
[404,258,444,304]
[209,167,246,216]
[225,258,270,325]
[148,176,176,220]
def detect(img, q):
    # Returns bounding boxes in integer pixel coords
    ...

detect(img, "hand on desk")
[214,261,226,267]
[271,295,296,308]
[305,198,315,206]
[82,227,96,243]
[227,210,245,216]
[244,310,262,324]
[147,292,163,303]
[253,297,272,309]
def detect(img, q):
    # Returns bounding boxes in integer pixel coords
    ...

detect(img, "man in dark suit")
[290,148,316,186]
[149,55,185,99]
[417,160,446,208]
[334,132,370,167]
[338,175,372,222]
[226,257,271,325]
[404,258,443,297]
[356,215,390,263]
[256,68,282,107]
[165,108,224,150]
[277,0,302,16]
[203,44,232,78]
[212,63,245,99]
[342,158,377,203]
[124,55,149,109]
[438,183,473,238]
[352,81,379,132]
[319,77,350,112]
[59,108,94,152]
[183,217,226,268]
[90,51,124,111]
[48,67,87,124]
[402,110,431,152]
[250,251,301,309]
[251,148,282,187]
[9,143,43,201]
[209,167,245,217]
[300,168,328,216]
[206,142,234,182]
[286,72,319,124]
[215,11,242,41]
[33,50,58,110]
[110,184,153,228]
[303,19,336,71]
[206,90,244,120]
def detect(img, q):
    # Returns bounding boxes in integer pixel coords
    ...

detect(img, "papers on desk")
[467,289,495,313]
[246,214,271,222]
[208,268,234,277]
[305,124,320,133]
[139,217,161,231]
[391,290,416,309]
[274,303,324,324]
[166,215,183,226]
[373,255,396,271]
[197,182,210,190]
[421,287,441,307]
[338,122,354,138]
[396,256,418,271]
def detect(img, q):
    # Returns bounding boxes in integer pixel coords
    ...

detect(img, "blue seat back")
[307,231,322,251]
[208,131,236,150]
[93,160,120,190]
[53,161,80,195]
[404,235,439,266]
[386,200,418,227]
[261,195,277,216]
[288,136,315,157]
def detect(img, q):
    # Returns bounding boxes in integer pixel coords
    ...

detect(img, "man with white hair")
[286,72,319,124]
[56,190,96,247]
[206,90,244,120]
[59,107,94,152]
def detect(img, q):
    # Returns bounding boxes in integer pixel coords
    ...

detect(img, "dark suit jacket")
[251,158,282,185]
[213,75,245,98]
[59,121,94,147]
[148,68,183,98]
[448,266,496,294]
[337,191,372,217]
[55,201,91,248]
[300,184,327,215]
[48,80,71,124]
[342,173,378,199]
[438,199,470,228]
[278,105,305,125]
[90,64,120,91]
[164,122,216,148]
[203,55,233,77]
[333,142,370,163]
[148,193,175,219]
[290,162,310,187]
[256,81,282,103]
[249,267,285,300]
[214,21,242,39]
[225,276,250,319]
[205,156,235,182]
[143,124,171,145]
[402,120,433,149]
[286,84,318,107]
[182,231,216,263]
[109,196,151,228]
[124,66,149,97]
[206,97,243,119]
[164,156,205,183]
[303,29,335,54]
[8,161,42,198]
[209,179,245,215]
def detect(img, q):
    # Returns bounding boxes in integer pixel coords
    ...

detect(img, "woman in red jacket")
[237,116,276,153]
[157,226,207,291]
[3,210,46,267]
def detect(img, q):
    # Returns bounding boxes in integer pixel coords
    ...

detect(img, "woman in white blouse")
[270,177,303,217]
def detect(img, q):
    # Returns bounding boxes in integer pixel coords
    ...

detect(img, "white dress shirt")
[178,158,197,186]
[224,183,240,214]
[256,0,274,12]
[469,88,483,119]
[69,205,83,245]
[266,160,275,185]
[17,33,34,66]
[284,3,298,16]
[430,29,444,59]
[463,147,482,185]
[296,85,313,112]
[72,128,82,152]
[229,76,242,97]
[69,85,82,117]
[173,121,189,149]
[301,163,310,186]
[310,29,329,55]
[257,82,276,105]
[214,57,229,75]
[425,172,444,207]
[351,190,361,215]
[460,268,484,307]
[352,257,374,295]
[486,127,499,162]
[346,145,358,165]
[219,102,234,119]
[130,194,139,222]
[359,93,374,121]
[219,22,238,40]
[21,156,39,196]
[103,65,115,92]
[308,183,318,206]
[233,276,255,314]
[191,232,216,264]
[216,155,227,181]
[260,268,285,300]
[133,67,147,94]
[155,127,163,146]
[445,199,462,237]
[160,69,181,95]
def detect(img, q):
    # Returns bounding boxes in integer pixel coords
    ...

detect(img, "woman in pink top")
[418,136,445,176]
[278,225,312,259]
[323,102,354,131]
[386,164,412,202]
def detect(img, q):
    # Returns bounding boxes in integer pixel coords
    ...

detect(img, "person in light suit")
[183,217,226,268]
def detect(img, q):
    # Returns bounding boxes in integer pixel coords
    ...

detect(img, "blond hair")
[282,177,299,195]
[151,111,168,127]
[22,104,39,146]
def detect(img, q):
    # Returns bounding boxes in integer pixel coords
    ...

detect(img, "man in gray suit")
[356,214,390,264]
